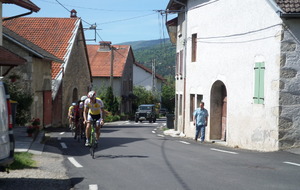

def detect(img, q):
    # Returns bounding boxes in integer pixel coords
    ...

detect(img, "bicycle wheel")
[76,123,81,142]
[90,138,95,159]
[90,129,96,159]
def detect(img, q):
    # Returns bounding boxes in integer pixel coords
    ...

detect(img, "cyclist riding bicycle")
[68,102,79,129]
[83,91,104,146]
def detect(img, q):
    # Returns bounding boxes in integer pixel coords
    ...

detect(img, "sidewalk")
[13,126,45,155]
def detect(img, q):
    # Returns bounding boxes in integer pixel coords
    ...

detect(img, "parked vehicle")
[159,108,168,116]
[0,79,14,172]
[135,104,157,123]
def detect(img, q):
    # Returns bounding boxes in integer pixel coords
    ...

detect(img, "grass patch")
[9,152,36,170]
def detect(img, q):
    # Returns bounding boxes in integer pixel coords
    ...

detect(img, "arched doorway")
[210,81,227,141]
[72,88,78,103]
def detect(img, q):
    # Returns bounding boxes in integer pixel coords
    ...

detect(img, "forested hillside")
[118,39,176,77]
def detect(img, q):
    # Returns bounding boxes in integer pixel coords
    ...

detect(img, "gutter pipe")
[3,10,33,21]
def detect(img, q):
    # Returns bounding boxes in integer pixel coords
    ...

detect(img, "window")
[179,94,182,116]
[176,52,179,76]
[253,62,265,104]
[191,33,197,62]
[197,95,203,107]
[190,94,195,121]
[180,50,183,75]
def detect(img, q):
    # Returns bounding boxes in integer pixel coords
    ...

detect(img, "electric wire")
[38,0,154,12]
[97,13,156,25]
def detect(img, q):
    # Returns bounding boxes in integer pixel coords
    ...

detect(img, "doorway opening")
[210,80,227,141]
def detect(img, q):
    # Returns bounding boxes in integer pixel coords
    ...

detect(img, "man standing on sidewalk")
[193,102,209,142]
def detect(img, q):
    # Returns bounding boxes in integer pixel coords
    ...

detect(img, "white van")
[0,79,14,172]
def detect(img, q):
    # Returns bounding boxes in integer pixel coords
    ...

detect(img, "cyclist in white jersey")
[83,91,104,146]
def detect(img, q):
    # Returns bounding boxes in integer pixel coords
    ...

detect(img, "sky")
[3,0,172,45]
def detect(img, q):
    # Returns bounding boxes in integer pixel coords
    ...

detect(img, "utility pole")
[110,45,114,89]
[152,59,156,93]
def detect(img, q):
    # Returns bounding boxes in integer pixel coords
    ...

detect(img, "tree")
[101,86,119,115]
[161,76,175,113]
[5,79,33,125]
[132,86,159,111]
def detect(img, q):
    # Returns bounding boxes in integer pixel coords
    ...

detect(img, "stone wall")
[3,38,52,126]
[61,27,91,125]
[279,27,300,149]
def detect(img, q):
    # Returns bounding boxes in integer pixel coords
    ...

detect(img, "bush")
[5,80,33,125]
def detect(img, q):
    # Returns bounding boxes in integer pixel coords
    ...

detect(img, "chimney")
[70,9,77,18]
[98,41,112,52]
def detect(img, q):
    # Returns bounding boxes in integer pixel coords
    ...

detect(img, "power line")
[97,13,156,25]
[55,0,70,12]
[38,0,155,12]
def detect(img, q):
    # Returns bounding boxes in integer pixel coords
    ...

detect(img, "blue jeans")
[195,125,206,141]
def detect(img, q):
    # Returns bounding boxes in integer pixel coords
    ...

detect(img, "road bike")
[89,119,98,159]
[75,118,85,142]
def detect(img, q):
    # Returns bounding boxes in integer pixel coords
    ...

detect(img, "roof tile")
[3,17,79,79]
[87,45,131,78]
[276,0,300,13]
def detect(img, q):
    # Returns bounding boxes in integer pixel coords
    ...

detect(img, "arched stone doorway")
[210,81,227,141]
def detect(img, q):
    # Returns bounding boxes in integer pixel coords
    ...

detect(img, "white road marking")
[68,157,83,168]
[157,134,164,137]
[210,148,238,155]
[89,184,98,190]
[60,142,67,149]
[283,162,300,167]
[152,131,156,133]
[179,141,190,145]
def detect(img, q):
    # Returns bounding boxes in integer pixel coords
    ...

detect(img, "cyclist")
[83,91,104,146]
[68,102,77,129]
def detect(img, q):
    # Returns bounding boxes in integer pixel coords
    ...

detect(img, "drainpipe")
[3,10,33,21]
[174,0,187,134]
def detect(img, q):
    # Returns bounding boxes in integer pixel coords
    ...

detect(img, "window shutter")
[254,62,260,104]
[258,62,265,104]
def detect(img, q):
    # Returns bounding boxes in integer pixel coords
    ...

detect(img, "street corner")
[163,129,183,137]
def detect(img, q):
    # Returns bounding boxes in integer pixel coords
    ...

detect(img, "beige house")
[3,26,62,127]
[3,11,92,127]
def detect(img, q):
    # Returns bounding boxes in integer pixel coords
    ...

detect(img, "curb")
[28,131,45,155]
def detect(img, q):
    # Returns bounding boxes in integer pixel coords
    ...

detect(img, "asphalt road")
[49,119,300,190]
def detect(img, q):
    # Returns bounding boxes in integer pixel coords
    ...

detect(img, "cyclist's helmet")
[72,102,76,106]
[87,90,96,98]
[80,95,88,101]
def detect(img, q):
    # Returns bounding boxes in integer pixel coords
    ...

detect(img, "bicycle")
[75,118,85,142]
[89,119,98,159]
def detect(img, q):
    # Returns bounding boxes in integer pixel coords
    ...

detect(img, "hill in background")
[118,38,176,77]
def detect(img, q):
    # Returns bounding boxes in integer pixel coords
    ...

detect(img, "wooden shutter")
[253,62,265,104]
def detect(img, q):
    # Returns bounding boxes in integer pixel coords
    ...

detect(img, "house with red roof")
[87,42,134,114]
[3,26,62,127]
[3,12,92,127]
[0,0,40,73]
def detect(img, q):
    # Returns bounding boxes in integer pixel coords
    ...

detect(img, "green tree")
[6,80,33,125]
[161,76,175,113]
[132,86,159,111]
[101,86,119,115]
